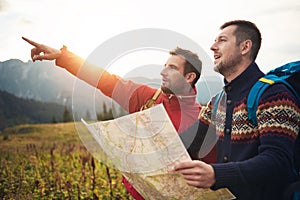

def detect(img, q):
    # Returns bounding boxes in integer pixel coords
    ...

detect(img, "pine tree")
[62,106,72,122]
[51,115,57,123]
[97,102,114,121]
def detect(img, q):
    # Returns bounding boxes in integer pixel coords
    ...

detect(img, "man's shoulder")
[260,83,298,104]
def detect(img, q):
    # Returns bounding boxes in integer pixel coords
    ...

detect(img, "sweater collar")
[223,62,264,94]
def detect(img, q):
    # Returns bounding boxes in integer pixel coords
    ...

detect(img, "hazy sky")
[1,0,300,74]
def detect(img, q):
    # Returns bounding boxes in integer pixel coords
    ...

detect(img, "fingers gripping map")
[82,104,235,199]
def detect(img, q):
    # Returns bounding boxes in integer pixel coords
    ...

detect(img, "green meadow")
[0,122,133,200]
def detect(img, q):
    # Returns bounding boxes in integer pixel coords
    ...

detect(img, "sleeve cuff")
[210,163,240,190]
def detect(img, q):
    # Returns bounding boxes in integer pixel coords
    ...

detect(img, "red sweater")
[56,50,204,199]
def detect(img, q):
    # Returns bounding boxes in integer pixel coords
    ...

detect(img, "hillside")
[0,59,75,103]
[0,90,66,131]
[0,122,79,151]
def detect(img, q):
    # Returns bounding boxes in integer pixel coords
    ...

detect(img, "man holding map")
[22,36,214,199]
[173,20,300,200]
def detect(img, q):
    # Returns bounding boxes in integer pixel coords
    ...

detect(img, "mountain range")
[0,59,223,130]
[0,59,75,104]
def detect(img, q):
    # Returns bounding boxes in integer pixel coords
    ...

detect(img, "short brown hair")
[169,47,202,87]
[220,20,262,61]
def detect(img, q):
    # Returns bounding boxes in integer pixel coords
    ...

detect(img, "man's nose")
[160,67,168,76]
[210,42,217,51]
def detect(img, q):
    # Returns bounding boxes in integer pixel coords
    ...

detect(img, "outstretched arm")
[22,37,147,112]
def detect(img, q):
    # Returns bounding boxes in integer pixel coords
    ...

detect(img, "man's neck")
[225,60,252,82]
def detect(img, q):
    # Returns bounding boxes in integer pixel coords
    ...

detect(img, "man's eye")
[170,65,178,70]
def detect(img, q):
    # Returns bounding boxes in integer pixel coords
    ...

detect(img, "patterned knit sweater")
[188,62,300,200]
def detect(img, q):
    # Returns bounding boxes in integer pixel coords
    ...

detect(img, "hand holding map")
[82,104,235,199]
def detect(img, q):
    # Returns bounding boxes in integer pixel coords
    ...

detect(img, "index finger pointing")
[22,37,41,47]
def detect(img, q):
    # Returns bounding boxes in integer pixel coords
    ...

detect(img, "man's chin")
[213,64,220,73]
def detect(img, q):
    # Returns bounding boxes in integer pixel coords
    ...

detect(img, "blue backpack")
[247,61,300,200]
[213,61,300,199]
[247,61,300,126]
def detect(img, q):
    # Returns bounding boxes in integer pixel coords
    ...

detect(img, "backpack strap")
[140,88,162,111]
[212,90,224,119]
[247,61,300,126]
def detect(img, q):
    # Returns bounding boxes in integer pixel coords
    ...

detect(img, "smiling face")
[210,25,243,78]
[160,54,192,95]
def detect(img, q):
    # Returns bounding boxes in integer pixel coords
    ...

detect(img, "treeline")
[0,90,127,131]
[0,90,64,131]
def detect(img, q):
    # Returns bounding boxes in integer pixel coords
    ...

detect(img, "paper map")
[82,104,235,200]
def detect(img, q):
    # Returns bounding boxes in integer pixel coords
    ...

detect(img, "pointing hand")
[22,37,62,62]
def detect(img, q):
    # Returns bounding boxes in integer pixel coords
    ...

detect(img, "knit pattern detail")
[199,103,212,125]
[231,101,259,141]
[199,101,227,137]
[257,95,300,139]
[215,105,227,137]
[200,92,299,142]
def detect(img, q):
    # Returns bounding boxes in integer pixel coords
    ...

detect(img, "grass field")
[0,122,133,199]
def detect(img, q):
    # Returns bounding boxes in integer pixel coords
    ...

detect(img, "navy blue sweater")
[186,63,300,200]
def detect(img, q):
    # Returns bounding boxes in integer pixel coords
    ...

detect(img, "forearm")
[55,50,106,87]
[211,135,295,189]
[54,48,149,111]
[184,120,209,160]
[186,104,215,161]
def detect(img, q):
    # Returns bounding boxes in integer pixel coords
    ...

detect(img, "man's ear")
[185,72,197,84]
[240,40,252,56]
